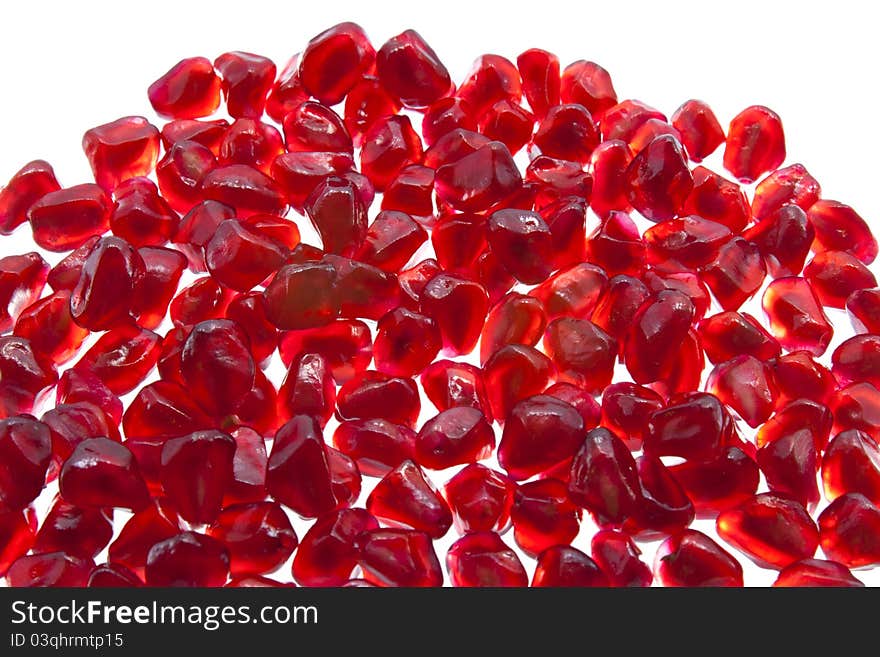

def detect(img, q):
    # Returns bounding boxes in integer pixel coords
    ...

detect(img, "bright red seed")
[655,530,743,587]
[358,528,443,587]
[817,493,880,568]
[298,22,376,106]
[670,99,725,162]
[591,529,653,587]
[366,460,452,539]
[145,531,229,586]
[773,559,864,588]
[532,545,608,587]
[83,117,160,193]
[723,105,786,183]
[208,502,297,576]
[511,478,581,557]
[446,531,527,587]
[148,57,221,119]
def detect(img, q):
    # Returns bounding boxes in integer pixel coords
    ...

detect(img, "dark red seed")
[74,324,161,396]
[442,463,514,535]
[533,104,599,163]
[808,199,877,265]
[751,163,820,220]
[265,54,308,123]
[282,101,351,154]
[701,237,766,312]
[591,275,651,348]
[0,510,35,576]
[28,183,111,252]
[373,308,442,378]
[420,273,489,356]
[697,311,780,365]
[199,164,286,218]
[499,395,584,480]
[804,250,877,309]
[773,559,864,587]
[336,370,420,428]
[7,552,94,587]
[591,529,652,587]
[516,48,560,118]
[762,277,833,356]
[264,262,338,331]
[299,22,375,105]
[59,437,149,511]
[56,368,122,426]
[600,382,663,451]
[82,116,160,192]
[0,252,49,333]
[530,263,608,321]
[723,105,786,183]
[589,140,632,218]
[13,291,88,365]
[227,426,267,504]
[625,135,693,222]
[822,429,880,506]
[376,29,450,107]
[324,254,401,321]
[708,355,777,429]
[626,455,694,538]
[132,247,187,330]
[145,531,229,586]
[88,563,143,587]
[169,277,234,328]
[511,478,581,557]
[0,417,50,513]
[756,398,833,451]
[277,352,336,427]
[33,498,113,559]
[415,407,494,471]
[716,493,818,569]
[214,51,275,119]
[742,204,814,278]
[345,76,401,144]
[224,292,277,367]
[484,344,555,421]
[70,236,145,331]
[645,215,731,273]
[148,57,220,119]
[644,393,726,461]
[107,502,180,575]
[332,419,416,477]
[560,60,616,115]
[358,528,443,587]
[585,211,645,278]
[160,118,228,154]
[624,290,695,384]
[833,335,880,388]
[532,545,608,587]
[487,208,554,285]
[292,508,378,586]
[568,427,641,526]
[830,382,880,440]
[161,430,235,525]
[278,319,372,384]
[818,493,880,568]
[544,317,616,395]
[655,530,743,587]
[267,416,337,519]
[756,427,819,510]
[668,447,759,518]
[682,166,750,233]
[208,502,297,576]
[205,219,287,291]
[527,156,592,211]
[0,160,60,235]
[446,531,527,587]
[771,350,836,407]
[670,100,725,162]
[434,142,522,213]
[366,460,451,539]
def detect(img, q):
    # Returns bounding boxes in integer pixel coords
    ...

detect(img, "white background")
[1,0,879,586]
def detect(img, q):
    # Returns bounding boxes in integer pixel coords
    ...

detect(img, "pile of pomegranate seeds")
[1,21,878,588]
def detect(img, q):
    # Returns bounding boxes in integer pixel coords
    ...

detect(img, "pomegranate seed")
[442,463,514,535]
[585,212,645,278]
[478,99,534,155]
[7,552,94,587]
[345,76,401,144]
[0,510,34,576]
[89,563,144,587]
[224,292,277,367]
[515,48,560,118]
[145,531,229,586]
[1,252,49,334]
[148,57,221,119]
[701,238,766,312]
[170,277,234,327]
[817,493,880,568]
[716,493,818,569]
[773,559,864,587]
[33,498,113,559]
[420,273,489,356]
[422,97,476,147]
[708,355,777,428]
[756,427,820,510]
[446,531,527,587]
[527,157,592,211]
[833,335,880,389]
[75,324,161,396]
[366,460,452,538]
[561,60,616,114]
[279,319,372,384]
[644,393,726,461]
[628,119,682,154]
[263,262,338,330]
[82,116,160,192]
[568,427,640,526]
[218,119,283,174]
[830,382,880,439]
[13,292,87,365]
[358,527,443,587]
[132,248,186,330]
[276,352,335,427]
[376,29,451,108]
[668,447,759,518]
[434,142,522,213]
[697,311,780,365]
[161,118,228,154]
[227,426,268,504]
[160,430,235,525]
[627,455,695,538]
[822,429,880,506]
[199,164,287,218]
[299,22,375,105]
[600,382,664,450]
[336,370,420,428]
[531,545,607,587]
[415,407,494,471]
[591,529,652,587]
[56,368,122,425]
[59,437,150,511]
[533,104,599,163]
[808,200,877,265]
[498,394,584,480]
[122,380,210,439]
[670,100,725,162]
[267,416,337,518]
[0,160,60,235]
[771,350,836,407]
[107,502,180,575]
[207,502,297,576]
[645,215,731,272]
[544,317,615,394]
[486,209,554,284]
[723,105,786,183]
[332,419,416,477]
[354,211,426,274]
[591,275,651,349]
[589,140,632,218]
[624,290,695,384]
[682,166,750,233]
[804,250,877,309]
[757,398,832,451]
[381,166,435,219]
[484,344,555,421]
[511,478,580,557]
[751,163,820,220]
[0,409,45,505]
[213,51,275,119]
[531,263,608,321]
[282,101,352,154]
[655,530,743,587]
[625,135,693,222]
[292,508,377,586]
[27,184,111,252]
[762,277,833,356]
